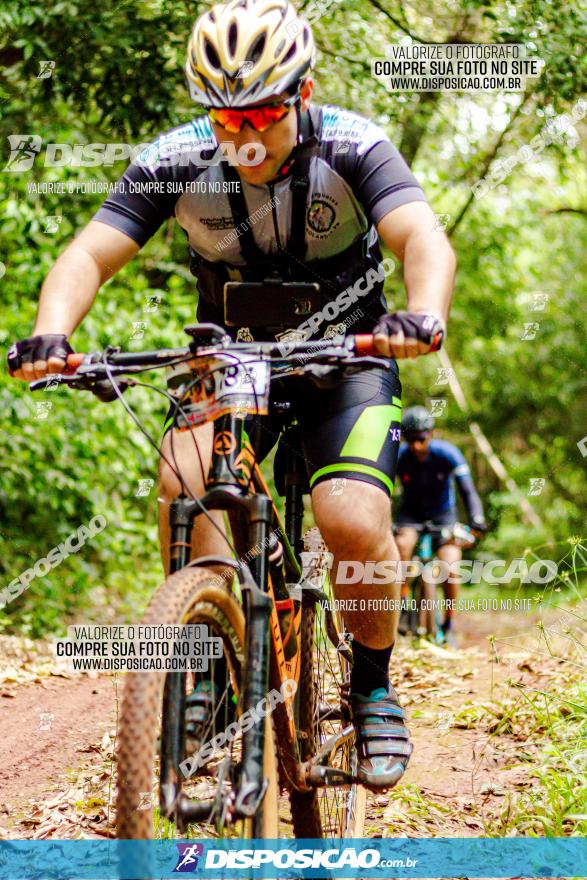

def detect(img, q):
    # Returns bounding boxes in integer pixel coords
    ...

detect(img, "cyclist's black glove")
[7,334,73,374]
[373,311,445,352]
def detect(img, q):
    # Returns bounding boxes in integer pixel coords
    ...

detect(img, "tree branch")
[398,91,439,165]
[365,0,442,43]
[545,207,587,219]
[447,92,532,237]
[316,43,372,73]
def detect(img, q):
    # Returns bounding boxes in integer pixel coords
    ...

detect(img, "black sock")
[350,640,393,696]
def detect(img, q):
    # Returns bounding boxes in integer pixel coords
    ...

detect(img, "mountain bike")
[28,323,387,841]
[395,521,476,641]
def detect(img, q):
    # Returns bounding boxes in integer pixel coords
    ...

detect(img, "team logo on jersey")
[307,199,336,233]
[236,327,254,342]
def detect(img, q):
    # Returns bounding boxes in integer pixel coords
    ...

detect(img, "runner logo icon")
[173,843,204,872]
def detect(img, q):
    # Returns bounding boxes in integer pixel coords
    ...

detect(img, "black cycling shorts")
[394,509,457,528]
[164,364,402,497]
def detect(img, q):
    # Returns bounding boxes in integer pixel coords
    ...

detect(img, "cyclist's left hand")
[372,310,445,359]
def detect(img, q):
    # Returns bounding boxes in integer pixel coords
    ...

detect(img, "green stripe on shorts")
[339,403,402,461]
[309,463,394,495]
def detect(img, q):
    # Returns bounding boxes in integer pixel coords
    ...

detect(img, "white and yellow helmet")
[185,0,315,108]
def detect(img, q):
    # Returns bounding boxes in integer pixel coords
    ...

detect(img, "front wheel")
[414,577,437,639]
[116,566,279,839]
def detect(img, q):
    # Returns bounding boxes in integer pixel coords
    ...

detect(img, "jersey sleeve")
[446,444,471,479]
[446,445,485,524]
[92,158,179,247]
[320,107,428,226]
[351,130,428,225]
[92,122,211,247]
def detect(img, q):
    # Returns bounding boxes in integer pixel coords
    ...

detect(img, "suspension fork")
[160,486,275,821]
[161,411,249,818]
[160,495,198,819]
[234,493,273,818]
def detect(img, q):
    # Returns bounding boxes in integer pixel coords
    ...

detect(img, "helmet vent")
[204,39,221,70]
[228,21,238,56]
[303,25,310,46]
[249,33,266,64]
[282,41,296,63]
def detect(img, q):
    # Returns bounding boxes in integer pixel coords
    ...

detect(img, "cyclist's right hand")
[7,334,74,381]
[372,311,445,359]
[469,519,488,539]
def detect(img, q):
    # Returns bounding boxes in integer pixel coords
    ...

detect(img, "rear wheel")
[116,566,279,840]
[289,529,366,839]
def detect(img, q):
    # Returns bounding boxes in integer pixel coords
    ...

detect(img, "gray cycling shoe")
[350,685,413,790]
[436,624,459,649]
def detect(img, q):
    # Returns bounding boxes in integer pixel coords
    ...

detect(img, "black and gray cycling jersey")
[94,104,427,339]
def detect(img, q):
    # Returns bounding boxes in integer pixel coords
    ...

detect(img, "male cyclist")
[9,0,456,789]
[395,406,487,646]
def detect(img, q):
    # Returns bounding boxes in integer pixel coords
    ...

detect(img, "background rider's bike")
[395,521,476,641]
[27,323,386,841]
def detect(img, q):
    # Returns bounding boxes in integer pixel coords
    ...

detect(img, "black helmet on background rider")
[402,406,435,439]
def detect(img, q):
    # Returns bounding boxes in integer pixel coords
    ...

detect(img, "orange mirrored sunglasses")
[209,95,299,133]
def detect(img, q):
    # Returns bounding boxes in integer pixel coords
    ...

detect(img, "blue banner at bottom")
[0,838,585,879]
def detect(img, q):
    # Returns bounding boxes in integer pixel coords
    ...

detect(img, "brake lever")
[29,374,88,392]
[29,370,132,401]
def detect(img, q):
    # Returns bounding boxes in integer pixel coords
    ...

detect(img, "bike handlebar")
[26,329,388,393]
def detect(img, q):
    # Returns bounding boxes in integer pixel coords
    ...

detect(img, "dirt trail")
[0,676,116,815]
[0,608,561,838]
[0,638,119,837]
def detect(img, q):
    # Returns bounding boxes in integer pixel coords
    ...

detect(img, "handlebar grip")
[7,349,86,377]
[64,353,86,373]
[429,330,444,353]
[354,334,378,356]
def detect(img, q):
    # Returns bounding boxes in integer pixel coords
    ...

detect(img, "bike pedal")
[306,765,356,787]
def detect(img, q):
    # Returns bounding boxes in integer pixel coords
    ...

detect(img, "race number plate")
[167,354,270,430]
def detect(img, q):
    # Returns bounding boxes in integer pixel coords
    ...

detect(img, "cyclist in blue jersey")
[395,406,487,645]
[9,0,458,789]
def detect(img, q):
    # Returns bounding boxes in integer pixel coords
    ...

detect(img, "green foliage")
[0,0,585,633]
[486,675,587,837]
